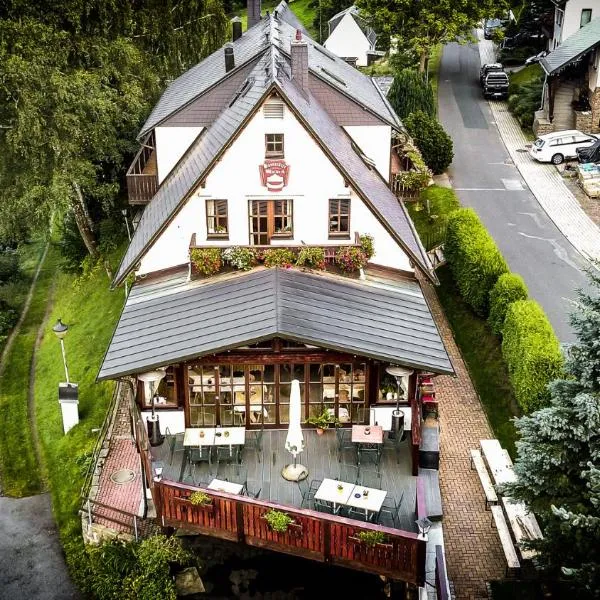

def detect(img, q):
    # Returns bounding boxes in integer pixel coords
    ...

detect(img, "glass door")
[249,201,269,245]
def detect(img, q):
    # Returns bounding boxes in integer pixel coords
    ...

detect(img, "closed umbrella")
[282,379,308,481]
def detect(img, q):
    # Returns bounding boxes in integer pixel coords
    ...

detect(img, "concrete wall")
[324,13,371,67]
[138,97,411,276]
[155,126,203,183]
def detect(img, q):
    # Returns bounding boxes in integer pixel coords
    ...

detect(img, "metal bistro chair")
[378,491,405,528]
[243,428,264,463]
[357,444,381,471]
[382,429,406,464]
[358,466,382,490]
[339,462,359,485]
[296,478,321,509]
[315,499,334,514]
[336,428,357,463]
[165,427,185,466]
[243,483,262,498]
[189,444,212,482]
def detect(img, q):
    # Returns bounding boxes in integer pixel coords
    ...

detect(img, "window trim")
[265,133,285,159]
[328,198,351,239]
[206,199,229,239]
[581,8,592,27]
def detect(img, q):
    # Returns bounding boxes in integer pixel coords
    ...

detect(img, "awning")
[98,267,453,380]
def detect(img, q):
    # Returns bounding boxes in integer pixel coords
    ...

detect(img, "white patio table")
[346,485,387,521]
[207,478,244,495]
[314,478,354,513]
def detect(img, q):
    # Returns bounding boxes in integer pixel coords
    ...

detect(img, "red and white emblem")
[259,159,290,192]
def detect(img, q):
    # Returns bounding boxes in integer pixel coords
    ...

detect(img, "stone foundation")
[533,110,554,137]
[575,110,593,133]
[591,88,600,134]
[81,515,135,546]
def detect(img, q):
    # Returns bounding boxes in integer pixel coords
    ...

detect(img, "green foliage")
[356,530,388,547]
[222,246,258,271]
[335,246,368,273]
[263,509,294,533]
[190,248,222,276]
[296,247,326,270]
[502,300,563,413]
[395,170,431,193]
[359,234,375,260]
[507,69,543,132]
[263,248,296,268]
[306,406,341,429]
[189,491,212,506]
[445,208,509,316]
[0,252,20,282]
[488,273,529,335]
[388,69,435,120]
[404,111,454,175]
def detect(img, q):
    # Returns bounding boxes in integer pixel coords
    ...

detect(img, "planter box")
[174,496,215,514]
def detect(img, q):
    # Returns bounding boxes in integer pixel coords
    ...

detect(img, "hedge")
[488,273,529,335]
[445,208,509,316]
[502,300,563,413]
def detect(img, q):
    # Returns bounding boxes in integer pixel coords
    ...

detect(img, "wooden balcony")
[126,136,158,205]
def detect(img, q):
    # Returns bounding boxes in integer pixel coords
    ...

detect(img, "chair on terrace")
[315,499,333,514]
[243,428,264,463]
[296,478,320,509]
[336,428,357,463]
[378,491,405,528]
[165,427,185,466]
[189,445,212,481]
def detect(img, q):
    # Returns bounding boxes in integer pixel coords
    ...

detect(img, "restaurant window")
[265,133,284,158]
[188,364,218,426]
[249,199,293,244]
[329,198,350,237]
[581,9,592,27]
[206,199,228,237]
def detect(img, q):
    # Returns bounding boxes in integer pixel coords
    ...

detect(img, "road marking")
[455,188,507,191]
[502,178,524,190]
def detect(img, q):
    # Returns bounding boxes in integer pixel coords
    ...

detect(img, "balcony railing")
[126,136,158,205]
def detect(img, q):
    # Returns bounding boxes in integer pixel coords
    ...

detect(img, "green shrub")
[445,208,509,316]
[387,69,435,120]
[263,248,296,268]
[222,246,257,271]
[189,490,212,505]
[488,273,529,335]
[263,509,293,533]
[190,247,222,276]
[506,77,543,132]
[296,247,325,270]
[359,234,375,260]
[0,252,20,282]
[404,111,454,175]
[356,530,388,547]
[502,300,563,413]
[335,246,368,273]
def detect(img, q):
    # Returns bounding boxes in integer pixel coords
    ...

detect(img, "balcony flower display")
[359,234,375,260]
[222,247,258,271]
[335,246,368,274]
[263,248,296,268]
[296,247,326,270]
[190,248,222,276]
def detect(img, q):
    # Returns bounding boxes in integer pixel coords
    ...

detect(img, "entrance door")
[249,200,269,245]
[249,200,293,245]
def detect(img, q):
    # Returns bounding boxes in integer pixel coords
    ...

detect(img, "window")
[556,8,563,26]
[265,133,284,158]
[328,198,350,237]
[206,200,228,237]
[249,199,293,244]
[581,9,592,27]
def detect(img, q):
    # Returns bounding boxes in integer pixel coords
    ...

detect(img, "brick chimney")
[224,42,235,73]
[231,16,242,41]
[247,0,261,29]
[291,29,309,92]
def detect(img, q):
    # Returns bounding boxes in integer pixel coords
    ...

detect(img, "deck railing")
[126,138,158,205]
[155,479,426,586]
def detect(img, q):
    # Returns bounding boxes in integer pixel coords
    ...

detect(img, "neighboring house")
[323,5,381,67]
[550,0,595,49]
[534,16,600,135]
[102,0,452,593]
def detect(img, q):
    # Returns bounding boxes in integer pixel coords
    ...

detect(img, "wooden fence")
[155,479,426,586]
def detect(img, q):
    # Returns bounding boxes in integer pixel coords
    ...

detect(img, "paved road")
[0,495,79,599]
[438,41,589,343]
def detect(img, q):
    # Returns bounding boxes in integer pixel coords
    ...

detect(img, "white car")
[529,130,598,165]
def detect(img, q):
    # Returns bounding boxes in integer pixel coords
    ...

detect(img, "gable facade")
[324,11,373,66]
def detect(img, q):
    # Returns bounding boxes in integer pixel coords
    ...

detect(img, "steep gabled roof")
[328,5,377,47]
[541,17,600,75]
[139,2,396,138]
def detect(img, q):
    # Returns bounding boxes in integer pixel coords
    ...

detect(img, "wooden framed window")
[249,199,293,244]
[581,9,592,27]
[265,133,284,158]
[206,199,228,238]
[328,198,350,238]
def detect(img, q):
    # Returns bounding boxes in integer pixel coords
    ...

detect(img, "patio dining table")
[314,478,387,520]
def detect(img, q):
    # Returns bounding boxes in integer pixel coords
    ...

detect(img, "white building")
[550,0,596,49]
[323,6,379,67]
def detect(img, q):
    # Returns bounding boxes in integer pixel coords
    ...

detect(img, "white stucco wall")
[554,0,594,47]
[137,99,412,275]
[344,125,391,181]
[324,13,371,67]
[155,126,203,183]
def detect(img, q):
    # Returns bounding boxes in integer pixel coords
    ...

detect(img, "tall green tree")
[504,270,600,598]
[388,69,436,120]
[356,0,508,72]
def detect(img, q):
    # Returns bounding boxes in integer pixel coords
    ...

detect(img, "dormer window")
[265,134,284,158]
[206,200,228,238]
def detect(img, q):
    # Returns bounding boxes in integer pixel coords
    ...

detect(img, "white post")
[59,338,70,384]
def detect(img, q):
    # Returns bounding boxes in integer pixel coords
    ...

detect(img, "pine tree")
[504,269,600,598]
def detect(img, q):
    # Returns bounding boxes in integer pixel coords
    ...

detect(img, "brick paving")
[421,278,506,600]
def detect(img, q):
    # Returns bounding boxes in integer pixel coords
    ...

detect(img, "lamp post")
[122,208,132,241]
[138,369,166,446]
[52,319,79,434]
[415,517,432,540]
[385,366,413,439]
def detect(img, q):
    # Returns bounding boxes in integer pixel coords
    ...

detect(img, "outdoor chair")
[357,445,381,470]
[315,499,333,514]
[358,467,381,490]
[215,445,237,472]
[296,478,319,509]
[165,427,185,466]
[227,463,248,488]
[336,428,357,463]
[346,506,370,522]
[243,484,262,498]
[189,445,212,480]
[243,428,264,463]
[339,462,359,485]
[378,491,405,528]
[382,430,405,464]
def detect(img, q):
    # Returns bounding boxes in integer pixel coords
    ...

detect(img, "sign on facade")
[259,159,290,192]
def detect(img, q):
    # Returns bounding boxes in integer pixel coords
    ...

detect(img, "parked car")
[577,140,600,164]
[529,130,599,165]
[524,50,548,65]
[480,63,504,85]
[483,71,509,99]
[484,18,506,39]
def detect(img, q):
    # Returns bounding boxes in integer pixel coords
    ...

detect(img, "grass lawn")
[0,243,59,496]
[508,63,542,88]
[436,266,519,456]
[232,0,317,37]
[428,44,443,103]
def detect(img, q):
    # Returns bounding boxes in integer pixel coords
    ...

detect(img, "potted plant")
[307,408,341,435]
[262,509,295,533]
[188,491,212,507]
[349,531,393,554]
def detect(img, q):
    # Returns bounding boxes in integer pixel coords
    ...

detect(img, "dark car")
[480,63,504,86]
[577,140,600,164]
[483,71,509,99]
[484,18,505,39]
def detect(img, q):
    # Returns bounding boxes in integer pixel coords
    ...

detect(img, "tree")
[504,269,600,598]
[404,111,453,175]
[356,0,508,72]
[388,69,436,120]
[310,0,349,43]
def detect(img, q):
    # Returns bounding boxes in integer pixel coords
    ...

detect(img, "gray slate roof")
[98,268,452,380]
[541,17,600,75]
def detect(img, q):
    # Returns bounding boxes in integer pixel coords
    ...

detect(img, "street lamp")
[52,319,79,434]
[122,208,132,241]
[385,366,413,439]
[415,517,432,539]
[52,319,70,384]
[138,369,166,446]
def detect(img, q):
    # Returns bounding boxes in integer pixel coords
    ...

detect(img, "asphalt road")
[438,41,589,343]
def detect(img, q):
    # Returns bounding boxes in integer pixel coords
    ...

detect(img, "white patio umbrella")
[281,379,308,481]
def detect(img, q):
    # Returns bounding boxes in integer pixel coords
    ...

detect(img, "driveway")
[438,41,589,342]
[0,494,79,599]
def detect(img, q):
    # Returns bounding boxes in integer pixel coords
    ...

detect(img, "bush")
[335,246,368,273]
[359,234,375,260]
[222,246,257,271]
[387,69,436,120]
[296,247,325,270]
[488,273,529,335]
[404,111,454,175]
[0,252,20,283]
[502,300,563,412]
[190,248,222,276]
[507,76,543,132]
[445,208,509,316]
[263,248,296,268]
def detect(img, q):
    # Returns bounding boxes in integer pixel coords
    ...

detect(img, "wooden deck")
[151,429,419,532]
